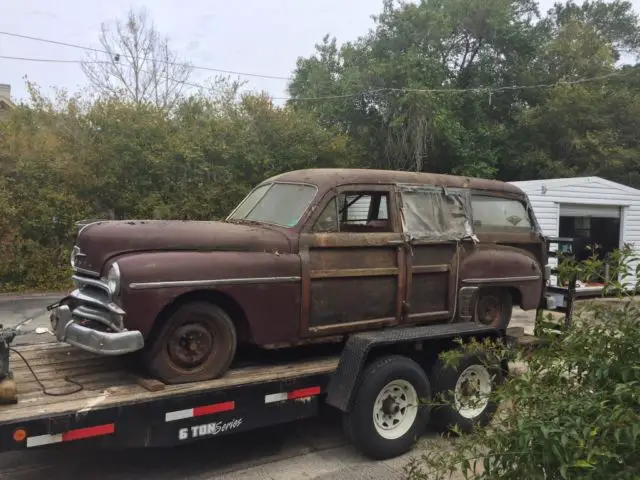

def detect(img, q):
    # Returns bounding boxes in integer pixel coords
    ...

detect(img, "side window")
[399,189,471,240]
[311,192,392,233]
[312,198,339,232]
[471,196,532,230]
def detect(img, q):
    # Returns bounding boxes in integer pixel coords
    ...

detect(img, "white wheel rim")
[454,364,492,419]
[372,379,419,440]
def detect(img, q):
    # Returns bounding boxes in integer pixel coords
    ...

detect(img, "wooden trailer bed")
[0,342,339,423]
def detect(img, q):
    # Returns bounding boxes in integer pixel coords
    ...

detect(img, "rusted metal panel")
[308,276,397,328]
[269,168,524,196]
[61,167,547,365]
[307,245,397,270]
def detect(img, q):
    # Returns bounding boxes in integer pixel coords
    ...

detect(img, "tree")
[289,0,640,183]
[81,8,192,110]
[289,0,547,177]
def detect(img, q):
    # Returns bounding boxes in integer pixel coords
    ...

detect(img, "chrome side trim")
[129,276,301,290]
[462,275,540,284]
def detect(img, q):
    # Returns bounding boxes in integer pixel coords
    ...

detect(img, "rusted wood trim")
[405,245,413,320]
[302,233,403,248]
[299,246,312,337]
[310,267,398,279]
[449,243,461,316]
[396,246,406,321]
[411,264,450,274]
[308,317,396,334]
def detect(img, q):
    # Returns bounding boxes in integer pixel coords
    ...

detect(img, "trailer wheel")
[343,355,430,460]
[475,288,512,329]
[143,302,237,384]
[429,351,504,434]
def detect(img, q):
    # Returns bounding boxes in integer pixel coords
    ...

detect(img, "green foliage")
[4,0,640,291]
[0,83,356,292]
[289,0,640,186]
[405,248,640,479]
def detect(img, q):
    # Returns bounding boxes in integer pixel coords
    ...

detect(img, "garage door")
[559,203,621,218]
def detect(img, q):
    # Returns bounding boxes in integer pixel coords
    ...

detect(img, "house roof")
[0,97,15,109]
[510,176,640,196]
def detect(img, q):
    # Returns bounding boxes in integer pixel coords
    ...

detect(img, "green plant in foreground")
[405,248,640,479]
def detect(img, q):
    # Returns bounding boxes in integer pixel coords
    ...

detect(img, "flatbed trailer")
[0,322,513,460]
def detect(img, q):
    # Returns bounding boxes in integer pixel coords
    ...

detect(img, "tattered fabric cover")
[396,183,476,242]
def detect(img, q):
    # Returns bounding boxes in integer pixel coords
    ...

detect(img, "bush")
[405,248,640,480]
[0,86,359,292]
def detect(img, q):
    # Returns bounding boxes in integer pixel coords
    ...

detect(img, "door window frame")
[302,184,401,235]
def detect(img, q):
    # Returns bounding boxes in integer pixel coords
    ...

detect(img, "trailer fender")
[325,322,500,413]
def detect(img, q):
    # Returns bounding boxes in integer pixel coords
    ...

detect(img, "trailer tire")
[429,351,503,434]
[143,302,237,384]
[343,355,431,460]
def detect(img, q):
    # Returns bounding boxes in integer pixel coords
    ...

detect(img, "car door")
[395,184,473,324]
[298,185,406,337]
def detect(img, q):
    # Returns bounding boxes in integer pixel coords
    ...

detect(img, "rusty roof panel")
[266,168,524,195]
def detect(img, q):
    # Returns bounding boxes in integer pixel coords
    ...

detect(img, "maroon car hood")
[74,220,291,275]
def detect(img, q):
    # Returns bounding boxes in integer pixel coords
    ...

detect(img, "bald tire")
[143,302,237,385]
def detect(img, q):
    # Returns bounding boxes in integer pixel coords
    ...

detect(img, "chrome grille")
[69,274,125,331]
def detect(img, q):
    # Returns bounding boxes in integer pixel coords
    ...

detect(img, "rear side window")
[471,196,532,230]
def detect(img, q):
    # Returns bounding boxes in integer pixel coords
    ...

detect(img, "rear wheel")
[343,355,431,460]
[429,351,504,434]
[475,288,513,329]
[143,302,237,384]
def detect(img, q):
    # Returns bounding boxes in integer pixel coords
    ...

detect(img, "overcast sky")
[0,0,628,104]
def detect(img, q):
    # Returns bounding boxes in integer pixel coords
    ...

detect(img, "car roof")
[266,168,524,195]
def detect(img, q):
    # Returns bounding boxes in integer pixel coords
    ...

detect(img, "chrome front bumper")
[51,304,144,355]
[50,286,144,356]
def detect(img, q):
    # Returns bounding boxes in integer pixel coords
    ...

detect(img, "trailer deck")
[0,321,523,457]
[0,342,340,450]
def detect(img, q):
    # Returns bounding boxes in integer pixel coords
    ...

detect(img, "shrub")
[405,248,640,480]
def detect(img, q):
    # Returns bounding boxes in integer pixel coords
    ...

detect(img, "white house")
[0,84,15,120]
[510,176,640,291]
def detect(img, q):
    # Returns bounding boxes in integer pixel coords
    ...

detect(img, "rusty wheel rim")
[477,295,502,326]
[167,323,213,370]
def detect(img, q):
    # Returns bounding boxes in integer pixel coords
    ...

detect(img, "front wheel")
[343,355,431,460]
[143,302,237,384]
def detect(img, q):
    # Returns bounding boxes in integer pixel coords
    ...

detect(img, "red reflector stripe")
[61,423,115,442]
[288,386,321,400]
[193,401,235,417]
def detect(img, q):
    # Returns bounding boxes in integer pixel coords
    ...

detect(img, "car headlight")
[70,246,80,269]
[107,262,121,296]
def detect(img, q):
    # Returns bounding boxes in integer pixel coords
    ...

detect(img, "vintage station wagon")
[50,169,551,384]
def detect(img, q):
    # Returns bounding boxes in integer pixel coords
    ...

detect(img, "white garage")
[510,176,640,300]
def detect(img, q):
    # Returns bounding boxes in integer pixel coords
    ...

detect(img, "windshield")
[227,182,317,227]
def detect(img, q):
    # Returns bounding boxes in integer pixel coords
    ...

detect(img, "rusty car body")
[49,168,552,384]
